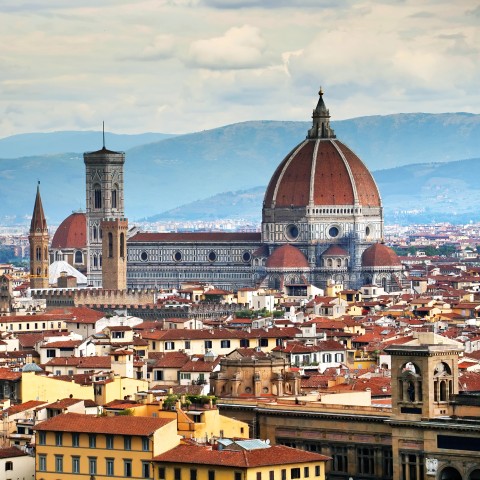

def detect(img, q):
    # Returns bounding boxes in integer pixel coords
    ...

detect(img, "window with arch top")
[108,232,113,258]
[120,233,125,258]
[94,184,102,209]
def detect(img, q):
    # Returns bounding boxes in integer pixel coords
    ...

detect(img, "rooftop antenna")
[102,121,105,149]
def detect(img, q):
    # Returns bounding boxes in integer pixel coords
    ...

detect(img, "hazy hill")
[144,157,480,225]
[0,131,175,158]
[0,112,479,225]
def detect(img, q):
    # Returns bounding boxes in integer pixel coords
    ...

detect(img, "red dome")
[264,139,380,208]
[266,245,309,269]
[322,245,349,256]
[362,243,401,267]
[51,212,87,249]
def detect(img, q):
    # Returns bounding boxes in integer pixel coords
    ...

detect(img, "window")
[112,188,117,209]
[235,473,242,480]
[75,250,83,263]
[39,455,47,472]
[220,340,230,349]
[120,232,125,258]
[106,434,114,449]
[124,459,133,478]
[331,445,348,473]
[143,462,151,479]
[185,341,191,349]
[106,458,115,476]
[257,473,262,480]
[290,468,301,479]
[181,373,191,380]
[55,455,63,473]
[259,338,268,347]
[55,432,63,446]
[124,435,132,450]
[314,466,320,477]
[94,185,102,209]
[38,431,46,445]
[205,340,213,349]
[304,467,309,478]
[209,470,215,480]
[281,470,287,480]
[158,467,166,480]
[357,447,375,475]
[322,353,332,363]
[401,453,424,480]
[190,469,197,480]
[383,448,393,478]
[240,339,250,348]
[46,349,56,358]
[175,467,182,480]
[269,471,274,480]
[154,370,164,381]
[72,456,80,474]
[89,457,97,475]
[142,436,150,451]
[5,461,13,471]
[165,341,175,350]
[108,232,113,258]
[89,434,96,448]
[72,432,80,447]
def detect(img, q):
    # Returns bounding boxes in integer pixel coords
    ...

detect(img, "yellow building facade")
[35,412,180,480]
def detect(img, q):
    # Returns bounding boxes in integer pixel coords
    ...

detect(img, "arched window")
[112,184,118,209]
[93,255,98,267]
[99,254,102,267]
[93,225,97,240]
[36,246,41,261]
[108,232,113,258]
[94,184,102,209]
[120,233,125,258]
[336,259,342,268]
[327,259,333,267]
[75,251,83,264]
[5,461,13,471]
[440,380,447,402]
[44,246,48,260]
[36,267,41,276]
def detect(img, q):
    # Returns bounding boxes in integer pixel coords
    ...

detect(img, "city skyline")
[1,0,479,137]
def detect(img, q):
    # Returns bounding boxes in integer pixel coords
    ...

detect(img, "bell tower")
[84,141,126,288]
[29,182,50,289]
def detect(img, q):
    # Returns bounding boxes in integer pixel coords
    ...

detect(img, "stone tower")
[29,182,49,289]
[84,145,126,287]
[101,217,128,290]
[385,335,462,480]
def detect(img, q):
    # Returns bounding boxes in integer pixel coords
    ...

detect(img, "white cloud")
[187,25,268,70]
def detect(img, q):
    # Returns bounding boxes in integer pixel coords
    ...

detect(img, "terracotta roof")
[129,232,261,243]
[264,136,380,208]
[51,212,87,249]
[153,443,330,466]
[362,243,401,267]
[266,245,309,269]
[44,356,111,368]
[322,245,349,256]
[0,368,22,381]
[44,398,84,409]
[0,446,29,459]
[35,412,173,434]
[6,400,47,416]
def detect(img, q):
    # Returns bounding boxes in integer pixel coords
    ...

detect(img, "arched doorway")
[440,467,462,480]
[469,469,480,480]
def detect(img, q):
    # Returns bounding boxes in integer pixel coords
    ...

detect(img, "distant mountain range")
[143,157,480,225]
[0,112,479,226]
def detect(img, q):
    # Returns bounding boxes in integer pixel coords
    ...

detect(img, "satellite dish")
[265,439,270,445]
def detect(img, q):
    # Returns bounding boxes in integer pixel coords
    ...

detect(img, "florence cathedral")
[49,89,403,292]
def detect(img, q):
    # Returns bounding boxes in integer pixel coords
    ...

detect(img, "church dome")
[362,243,401,267]
[51,212,87,249]
[264,90,380,209]
[266,245,309,269]
[322,245,349,256]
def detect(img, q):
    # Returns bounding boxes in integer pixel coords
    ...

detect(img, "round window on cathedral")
[365,225,371,237]
[208,251,217,262]
[328,226,340,238]
[242,251,251,263]
[140,251,148,261]
[286,224,299,241]
[173,251,182,262]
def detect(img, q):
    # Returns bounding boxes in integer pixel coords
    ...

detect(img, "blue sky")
[1,0,478,136]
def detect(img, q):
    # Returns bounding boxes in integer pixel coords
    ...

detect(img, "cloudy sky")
[1,0,478,136]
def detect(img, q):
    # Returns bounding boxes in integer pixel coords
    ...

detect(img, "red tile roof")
[130,232,261,243]
[34,412,174,435]
[153,443,330,466]
[266,245,309,269]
